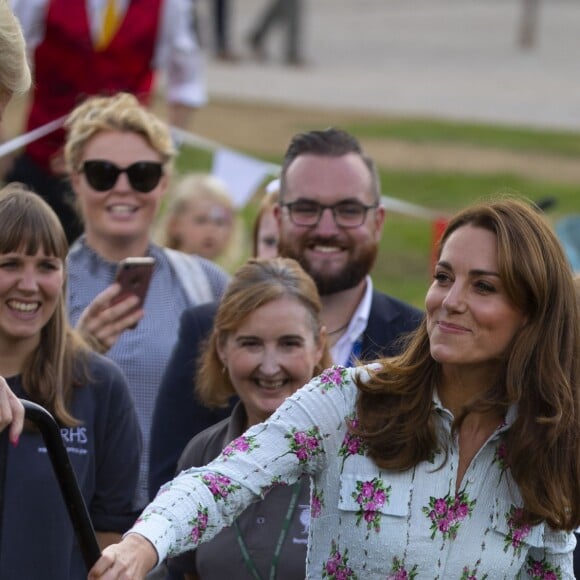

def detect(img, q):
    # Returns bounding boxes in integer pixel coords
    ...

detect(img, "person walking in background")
[7,0,206,244]
[148,127,422,497]
[248,0,303,65]
[211,0,237,60]
[89,197,580,578]
[167,257,332,580]
[62,93,229,507]
[0,185,141,579]
[155,173,235,262]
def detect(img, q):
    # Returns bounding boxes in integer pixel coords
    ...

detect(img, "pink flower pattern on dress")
[503,505,531,556]
[318,365,348,391]
[387,556,418,579]
[188,506,209,544]
[338,415,366,467]
[201,473,240,501]
[422,489,476,540]
[492,441,509,481]
[285,426,323,464]
[525,556,562,579]
[222,434,258,459]
[352,477,391,532]
[322,540,357,579]
[311,487,324,518]
[459,560,488,580]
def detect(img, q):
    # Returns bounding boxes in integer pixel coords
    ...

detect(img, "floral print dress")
[133,365,575,579]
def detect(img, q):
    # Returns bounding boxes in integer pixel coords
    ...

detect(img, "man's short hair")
[280,128,380,203]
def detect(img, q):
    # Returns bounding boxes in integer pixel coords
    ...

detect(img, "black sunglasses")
[80,160,164,193]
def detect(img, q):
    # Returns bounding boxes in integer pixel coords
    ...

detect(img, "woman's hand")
[76,284,145,353]
[0,376,24,445]
[87,533,158,579]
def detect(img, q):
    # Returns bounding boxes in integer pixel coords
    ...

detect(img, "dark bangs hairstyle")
[353,197,580,530]
[0,184,89,425]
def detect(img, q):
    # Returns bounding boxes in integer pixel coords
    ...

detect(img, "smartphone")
[112,257,155,314]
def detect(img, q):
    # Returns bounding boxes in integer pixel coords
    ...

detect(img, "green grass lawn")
[173,120,580,309]
[343,117,580,157]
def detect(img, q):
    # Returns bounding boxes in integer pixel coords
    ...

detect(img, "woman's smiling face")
[0,247,63,351]
[218,295,324,427]
[426,225,526,373]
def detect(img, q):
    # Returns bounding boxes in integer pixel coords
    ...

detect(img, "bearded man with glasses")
[274,128,422,365]
[148,128,423,503]
[63,93,229,509]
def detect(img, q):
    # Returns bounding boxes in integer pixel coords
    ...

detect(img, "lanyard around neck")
[233,481,302,580]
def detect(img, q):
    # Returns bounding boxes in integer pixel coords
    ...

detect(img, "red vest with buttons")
[26,0,162,171]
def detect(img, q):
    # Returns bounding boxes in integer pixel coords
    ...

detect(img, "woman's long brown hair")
[354,197,580,530]
[0,185,90,426]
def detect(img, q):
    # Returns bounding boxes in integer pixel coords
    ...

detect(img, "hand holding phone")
[112,257,155,315]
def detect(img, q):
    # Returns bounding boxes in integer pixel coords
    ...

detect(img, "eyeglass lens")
[82,160,163,193]
[288,201,373,227]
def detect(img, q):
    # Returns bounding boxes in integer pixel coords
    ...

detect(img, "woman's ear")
[216,334,227,368]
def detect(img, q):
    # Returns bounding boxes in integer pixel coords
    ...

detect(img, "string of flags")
[0,117,449,254]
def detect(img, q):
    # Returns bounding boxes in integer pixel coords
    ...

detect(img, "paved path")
[203,0,580,130]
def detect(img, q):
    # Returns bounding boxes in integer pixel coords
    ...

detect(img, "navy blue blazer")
[148,291,423,499]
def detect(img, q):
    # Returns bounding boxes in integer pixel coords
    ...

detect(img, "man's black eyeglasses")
[281,200,379,228]
[80,160,164,193]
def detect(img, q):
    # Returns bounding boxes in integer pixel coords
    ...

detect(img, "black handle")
[22,399,101,571]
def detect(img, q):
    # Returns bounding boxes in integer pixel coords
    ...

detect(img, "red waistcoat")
[26,0,162,171]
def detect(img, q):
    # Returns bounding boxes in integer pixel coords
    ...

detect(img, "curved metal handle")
[22,399,101,571]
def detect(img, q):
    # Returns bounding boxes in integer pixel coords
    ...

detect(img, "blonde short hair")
[64,92,176,174]
[0,0,31,95]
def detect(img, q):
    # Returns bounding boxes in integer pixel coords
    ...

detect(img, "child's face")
[172,199,233,260]
[256,208,279,259]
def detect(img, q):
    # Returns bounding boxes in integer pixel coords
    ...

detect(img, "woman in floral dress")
[90,197,580,579]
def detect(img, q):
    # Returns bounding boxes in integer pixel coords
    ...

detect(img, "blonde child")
[159,173,235,261]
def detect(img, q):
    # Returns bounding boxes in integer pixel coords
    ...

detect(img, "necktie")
[96,0,120,51]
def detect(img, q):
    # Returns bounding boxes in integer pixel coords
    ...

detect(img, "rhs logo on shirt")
[38,427,88,456]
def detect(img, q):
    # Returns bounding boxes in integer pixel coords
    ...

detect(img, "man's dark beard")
[278,235,378,296]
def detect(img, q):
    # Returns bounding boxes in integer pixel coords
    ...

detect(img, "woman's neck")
[85,233,150,263]
[437,364,500,419]
[0,337,38,378]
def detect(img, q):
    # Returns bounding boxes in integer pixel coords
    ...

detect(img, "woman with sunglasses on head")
[90,197,580,579]
[0,184,141,579]
[63,93,230,508]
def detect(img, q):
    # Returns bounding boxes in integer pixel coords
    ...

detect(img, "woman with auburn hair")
[90,197,580,579]
[168,257,331,579]
[0,184,141,578]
